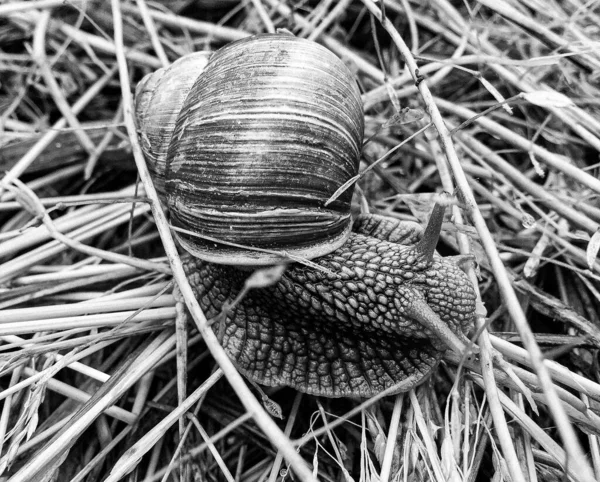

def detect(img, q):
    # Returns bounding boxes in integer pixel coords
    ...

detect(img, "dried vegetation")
[1,0,600,481]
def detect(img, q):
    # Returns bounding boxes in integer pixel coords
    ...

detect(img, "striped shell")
[138,34,364,265]
[135,52,211,198]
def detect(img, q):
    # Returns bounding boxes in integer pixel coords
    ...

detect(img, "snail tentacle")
[395,286,476,357]
[413,195,449,265]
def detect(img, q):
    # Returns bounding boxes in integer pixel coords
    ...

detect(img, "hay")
[1,1,600,480]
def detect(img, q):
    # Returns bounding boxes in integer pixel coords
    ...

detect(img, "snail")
[135,34,477,397]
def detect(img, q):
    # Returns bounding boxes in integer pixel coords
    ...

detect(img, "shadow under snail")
[135,33,477,398]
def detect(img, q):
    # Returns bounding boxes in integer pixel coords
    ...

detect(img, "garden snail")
[135,34,477,397]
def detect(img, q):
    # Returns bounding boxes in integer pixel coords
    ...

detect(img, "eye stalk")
[403,193,477,359]
[413,192,450,265]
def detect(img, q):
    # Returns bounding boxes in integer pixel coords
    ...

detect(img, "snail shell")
[135,52,211,197]
[137,34,364,265]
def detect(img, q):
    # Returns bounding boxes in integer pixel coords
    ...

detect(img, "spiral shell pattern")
[166,34,364,265]
[135,52,211,198]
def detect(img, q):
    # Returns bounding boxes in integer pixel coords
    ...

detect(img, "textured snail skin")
[183,213,476,397]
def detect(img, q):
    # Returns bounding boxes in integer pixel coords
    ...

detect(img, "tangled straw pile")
[1,1,600,481]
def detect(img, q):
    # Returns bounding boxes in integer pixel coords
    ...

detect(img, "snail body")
[136,34,477,397]
[184,212,476,397]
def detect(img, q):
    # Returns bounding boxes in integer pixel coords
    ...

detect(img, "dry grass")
[1,0,600,481]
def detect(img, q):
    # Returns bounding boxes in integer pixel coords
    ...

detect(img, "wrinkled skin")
[183,214,477,397]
